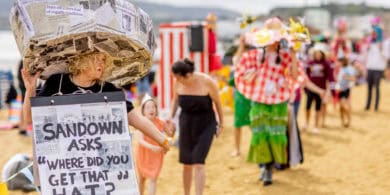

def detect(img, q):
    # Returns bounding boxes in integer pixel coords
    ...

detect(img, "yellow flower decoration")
[239,14,257,29]
[293,42,302,51]
[255,29,272,46]
[288,18,310,42]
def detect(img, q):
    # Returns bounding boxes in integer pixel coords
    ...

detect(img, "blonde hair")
[68,52,113,81]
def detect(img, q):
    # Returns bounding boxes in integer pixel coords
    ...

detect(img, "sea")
[0,30,20,75]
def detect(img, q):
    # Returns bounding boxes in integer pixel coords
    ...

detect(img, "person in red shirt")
[304,47,333,133]
[206,13,223,73]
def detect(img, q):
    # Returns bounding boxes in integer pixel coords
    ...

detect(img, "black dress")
[178,95,217,164]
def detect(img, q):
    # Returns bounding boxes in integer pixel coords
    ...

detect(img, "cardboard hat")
[10,0,157,87]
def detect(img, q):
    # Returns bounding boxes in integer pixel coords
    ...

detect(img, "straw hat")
[245,17,289,47]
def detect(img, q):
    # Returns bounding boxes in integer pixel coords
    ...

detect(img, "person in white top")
[365,30,386,111]
[383,34,390,80]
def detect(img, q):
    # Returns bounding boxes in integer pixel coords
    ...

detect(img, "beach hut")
[158,21,210,117]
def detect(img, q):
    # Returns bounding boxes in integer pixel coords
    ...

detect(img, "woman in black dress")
[21,52,172,186]
[169,59,223,195]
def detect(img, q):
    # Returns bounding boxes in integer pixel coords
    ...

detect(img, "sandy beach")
[1,83,390,195]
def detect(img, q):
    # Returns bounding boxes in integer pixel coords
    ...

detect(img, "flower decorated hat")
[245,17,289,47]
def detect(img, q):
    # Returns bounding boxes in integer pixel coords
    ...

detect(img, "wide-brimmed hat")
[245,17,289,47]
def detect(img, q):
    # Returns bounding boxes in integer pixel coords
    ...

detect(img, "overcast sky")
[137,0,390,14]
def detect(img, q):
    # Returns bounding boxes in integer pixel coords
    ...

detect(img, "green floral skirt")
[247,102,288,164]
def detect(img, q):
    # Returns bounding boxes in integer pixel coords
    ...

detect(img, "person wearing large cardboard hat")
[235,17,304,186]
[14,1,173,187]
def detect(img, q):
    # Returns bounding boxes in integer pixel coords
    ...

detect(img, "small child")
[335,58,356,127]
[135,95,174,195]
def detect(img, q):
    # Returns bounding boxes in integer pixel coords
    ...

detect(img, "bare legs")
[183,165,192,195]
[321,104,327,127]
[138,176,158,195]
[232,127,241,156]
[340,98,350,127]
[183,164,206,195]
[148,179,157,195]
[139,175,146,195]
[194,165,205,195]
[304,109,310,130]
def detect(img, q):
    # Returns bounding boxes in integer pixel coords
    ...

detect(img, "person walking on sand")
[21,52,173,187]
[235,18,303,186]
[304,45,333,133]
[169,58,223,195]
[136,94,175,195]
[365,22,386,111]
[335,57,357,127]
[229,35,253,157]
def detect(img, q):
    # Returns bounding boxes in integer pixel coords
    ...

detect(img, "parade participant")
[206,13,223,73]
[365,21,386,111]
[136,94,175,195]
[170,58,223,195]
[230,35,252,157]
[332,18,351,60]
[335,57,357,127]
[304,45,333,133]
[235,17,302,186]
[21,52,173,186]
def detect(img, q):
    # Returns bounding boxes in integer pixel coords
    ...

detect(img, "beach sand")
[1,83,390,195]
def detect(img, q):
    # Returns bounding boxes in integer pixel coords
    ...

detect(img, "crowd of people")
[226,16,390,187]
[1,11,390,195]
[131,15,390,193]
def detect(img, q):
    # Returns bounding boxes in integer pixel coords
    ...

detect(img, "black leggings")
[306,90,322,111]
[366,70,383,110]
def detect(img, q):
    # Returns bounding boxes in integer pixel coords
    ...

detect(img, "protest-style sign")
[31,92,139,195]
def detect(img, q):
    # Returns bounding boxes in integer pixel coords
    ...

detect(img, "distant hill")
[0,1,239,30]
[133,2,239,21]
[269,3,390,19]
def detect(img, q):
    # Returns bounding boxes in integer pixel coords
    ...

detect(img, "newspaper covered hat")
[10,0,156,86]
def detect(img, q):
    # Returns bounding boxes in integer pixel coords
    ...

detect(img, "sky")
[137,0,390,14]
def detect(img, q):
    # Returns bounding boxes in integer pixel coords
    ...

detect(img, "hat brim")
[246,29,289,47]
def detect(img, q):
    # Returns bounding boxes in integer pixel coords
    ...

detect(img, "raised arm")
[289,49,299,79]
[232,35,246,65]
[21,68,40,124]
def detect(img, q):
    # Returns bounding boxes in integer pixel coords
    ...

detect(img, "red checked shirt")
[235,49,304,104]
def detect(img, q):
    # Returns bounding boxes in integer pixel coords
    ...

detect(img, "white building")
[304,9,331,33]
